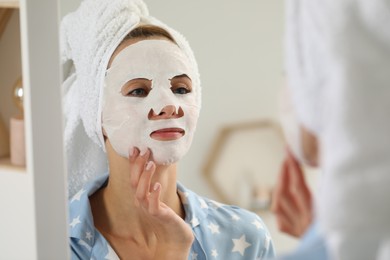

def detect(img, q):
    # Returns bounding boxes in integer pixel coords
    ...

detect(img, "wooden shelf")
[0,157,26,174]
[0,7,14,40]
[0,1,19,8]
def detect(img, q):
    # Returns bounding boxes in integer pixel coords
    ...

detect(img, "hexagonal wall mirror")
[203,120,285,211]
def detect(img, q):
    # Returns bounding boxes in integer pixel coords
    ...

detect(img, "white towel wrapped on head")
[61,0,201,198]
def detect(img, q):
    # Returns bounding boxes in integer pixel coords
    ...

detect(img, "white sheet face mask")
[102,40,200,165]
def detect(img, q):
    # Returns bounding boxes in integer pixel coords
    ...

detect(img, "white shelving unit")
[0,157,24,173]
[0,0,69,259]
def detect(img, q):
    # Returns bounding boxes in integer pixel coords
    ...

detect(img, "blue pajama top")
[68,173,275,260]
[276,222,329,260]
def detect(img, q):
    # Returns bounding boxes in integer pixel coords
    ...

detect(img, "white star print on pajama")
[70,188,85,203]
[199,198,209,209]
[85,231,92,241]
[68,173,275,260]
[69,216,81,228]
[191,216,200,227]
[232,214,241,221]
[252,219,264,230]
[232,235,252,256]
[210,200,223,209]
[208,223,220,234]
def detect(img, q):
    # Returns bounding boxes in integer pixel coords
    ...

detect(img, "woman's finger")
[286,153,313,220]
[135,159,155,206]
[129,146,139,163]
[149,182,162,216]
[271,158,290,212]
[272,158,301,221]
[130,148,150,188]
[275,209,297,236]
[287,150,311,197]
[277,191,300,220]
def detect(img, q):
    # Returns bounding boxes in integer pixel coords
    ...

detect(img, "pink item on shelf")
[10,116,25,166]
[0,116,10,158]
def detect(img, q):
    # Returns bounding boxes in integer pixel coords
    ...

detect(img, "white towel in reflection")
[285,0,330,135]
[287,0,390,259]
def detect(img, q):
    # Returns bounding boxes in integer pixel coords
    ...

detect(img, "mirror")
[59,0,307,255]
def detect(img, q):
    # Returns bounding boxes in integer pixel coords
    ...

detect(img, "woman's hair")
[108,24,177,69]
[122,24,177,44]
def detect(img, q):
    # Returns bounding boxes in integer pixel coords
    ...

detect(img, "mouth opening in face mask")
[150,128,185,141]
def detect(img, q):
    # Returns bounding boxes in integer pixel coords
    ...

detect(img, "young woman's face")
[102,39,200,165]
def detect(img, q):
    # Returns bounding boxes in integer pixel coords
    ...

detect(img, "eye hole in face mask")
[170,74,192,95]
[121,78,152,97]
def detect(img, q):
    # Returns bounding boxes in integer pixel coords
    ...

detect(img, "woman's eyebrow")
[170,74,192,82]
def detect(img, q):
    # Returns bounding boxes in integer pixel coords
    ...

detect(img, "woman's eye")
[172,86,191,95]
[127,88,148,97]
[122,79,152,97]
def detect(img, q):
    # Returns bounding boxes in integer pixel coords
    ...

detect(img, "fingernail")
[153,183,160,191]
[140,148,148,157]
[129,147,135,158]
[146,161,153,171]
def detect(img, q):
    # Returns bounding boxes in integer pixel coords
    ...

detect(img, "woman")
[62,0,275,259]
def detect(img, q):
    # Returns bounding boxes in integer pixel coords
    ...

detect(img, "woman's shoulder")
[178,184,264,226]
[68,173,110,253]
[179,185,271,244]
[203,196,270,236]
[178,182,269,231]
[202,198,275,258]
[178,184,275,258]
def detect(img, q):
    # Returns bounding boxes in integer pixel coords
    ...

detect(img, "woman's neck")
[90,143,184,243]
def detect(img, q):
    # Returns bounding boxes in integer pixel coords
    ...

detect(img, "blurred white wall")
[144,0,285,198]
[59,0,80,17]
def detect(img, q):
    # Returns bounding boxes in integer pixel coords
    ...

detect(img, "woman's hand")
[271,149,313,238]
[129,148,194,259]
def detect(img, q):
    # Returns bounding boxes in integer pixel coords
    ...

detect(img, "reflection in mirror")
[203,120,285,210]
[59,0,306,258]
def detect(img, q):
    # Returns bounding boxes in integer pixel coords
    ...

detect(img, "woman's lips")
[150,128,185,141]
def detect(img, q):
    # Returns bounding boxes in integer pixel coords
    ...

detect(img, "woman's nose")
[148,105,184,120]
